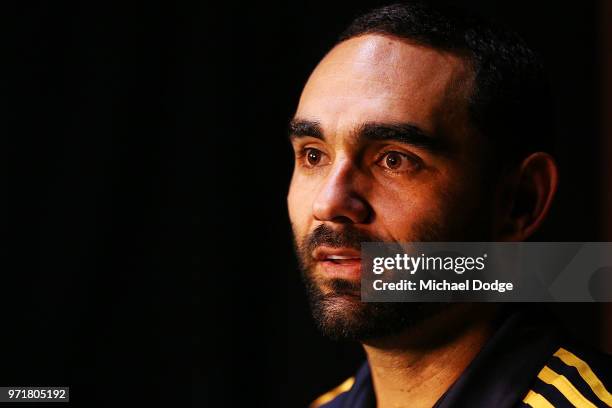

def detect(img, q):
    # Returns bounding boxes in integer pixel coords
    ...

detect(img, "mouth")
[312,246,362,280]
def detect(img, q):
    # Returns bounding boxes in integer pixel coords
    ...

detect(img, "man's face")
[288,35,495,340]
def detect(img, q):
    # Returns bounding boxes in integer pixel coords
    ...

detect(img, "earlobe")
[501,152,559,241]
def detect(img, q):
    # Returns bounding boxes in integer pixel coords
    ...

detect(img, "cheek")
[287,173,316,238]
[369,181,449,238]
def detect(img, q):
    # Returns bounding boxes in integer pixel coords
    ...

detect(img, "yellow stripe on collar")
[310,377,355,408]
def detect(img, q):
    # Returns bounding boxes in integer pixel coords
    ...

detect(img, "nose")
[312,157,371,224]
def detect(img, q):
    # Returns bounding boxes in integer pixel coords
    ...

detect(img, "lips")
[326,255,360,261]
[312,246,362,279]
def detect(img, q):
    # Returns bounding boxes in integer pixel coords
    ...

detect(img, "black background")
[5,0,607,407]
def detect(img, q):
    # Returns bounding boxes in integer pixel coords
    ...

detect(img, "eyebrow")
[358,122,445,152]
[288,118,324,140]
[288,118,446,153]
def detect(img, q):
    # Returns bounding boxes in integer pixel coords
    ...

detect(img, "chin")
[321,292,362,314]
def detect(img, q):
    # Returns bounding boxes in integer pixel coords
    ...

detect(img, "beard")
[302,273,450,341]
[295,221,455,342]
[293,189,496,342]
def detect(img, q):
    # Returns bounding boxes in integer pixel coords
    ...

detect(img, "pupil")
[308,150,320,165]
[386,153,400,168]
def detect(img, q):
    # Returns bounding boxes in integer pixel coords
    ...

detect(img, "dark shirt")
[312,308,612,408]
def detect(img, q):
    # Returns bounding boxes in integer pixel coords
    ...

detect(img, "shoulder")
[520,343,612,407]
[309,377,355,408]
[309,362,373,408]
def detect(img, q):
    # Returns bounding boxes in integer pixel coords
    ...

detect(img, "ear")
[496,152,559,241]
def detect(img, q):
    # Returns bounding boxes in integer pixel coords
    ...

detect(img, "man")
[287,2,612,407]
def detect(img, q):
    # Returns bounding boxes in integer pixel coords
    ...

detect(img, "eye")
[376,151,420,172]
[300,147,329,168]
[306,149,322,166]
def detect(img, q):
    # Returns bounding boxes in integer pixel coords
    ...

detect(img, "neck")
[362,304,499,408]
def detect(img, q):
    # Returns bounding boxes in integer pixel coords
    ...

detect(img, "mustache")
[303,224,381,255]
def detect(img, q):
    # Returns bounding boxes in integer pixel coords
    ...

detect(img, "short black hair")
[338,2,554,166]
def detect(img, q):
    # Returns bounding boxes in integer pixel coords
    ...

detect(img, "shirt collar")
[332,307,560,408]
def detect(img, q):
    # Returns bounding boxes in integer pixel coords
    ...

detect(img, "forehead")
[296,34,475,138]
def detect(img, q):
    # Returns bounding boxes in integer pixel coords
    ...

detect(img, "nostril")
[331,215,354,224]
